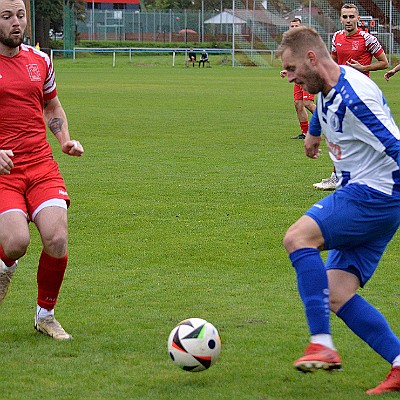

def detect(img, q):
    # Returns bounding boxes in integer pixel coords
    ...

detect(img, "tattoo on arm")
[48,118,64,135]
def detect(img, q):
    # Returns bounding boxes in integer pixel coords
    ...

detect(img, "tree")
[33,0,85,48]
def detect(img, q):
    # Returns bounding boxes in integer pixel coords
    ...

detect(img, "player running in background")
[313,3,388,191]
[280,18,316,140]
[279,26,400,395]
[0,0,84,340]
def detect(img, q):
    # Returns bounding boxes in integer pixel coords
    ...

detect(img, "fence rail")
[51,47,236,67]
[68,1,400,67]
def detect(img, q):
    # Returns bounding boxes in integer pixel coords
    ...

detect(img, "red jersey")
[0,44,57,165]
[331,28,384,77]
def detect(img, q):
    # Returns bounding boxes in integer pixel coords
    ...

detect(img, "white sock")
[1,260,18,272]
[311,334,336,350]
[392,355,400,368]
[36,306,54,320]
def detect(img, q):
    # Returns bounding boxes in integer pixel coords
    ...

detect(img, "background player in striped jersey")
[0,0,84,340]
[313,3,388,191]
[279,26,400,395]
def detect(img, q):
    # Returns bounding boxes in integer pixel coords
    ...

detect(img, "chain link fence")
[232,0,398,66]
[76,9,224,43]
[73,1,399,66]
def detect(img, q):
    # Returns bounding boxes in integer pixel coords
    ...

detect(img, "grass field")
[1,55,400,400]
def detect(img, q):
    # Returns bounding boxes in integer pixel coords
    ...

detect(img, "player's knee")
[329,288,354,313]
[42,231,68,258]
[3,233,30,259]
[329,290,357,314]
[283,225,300,253]
[329,295,343,314]
[294,100,303,110]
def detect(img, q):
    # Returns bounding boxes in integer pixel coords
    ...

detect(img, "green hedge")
[50,40,232,50]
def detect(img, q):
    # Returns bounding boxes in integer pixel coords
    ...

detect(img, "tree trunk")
[35,14,51,49]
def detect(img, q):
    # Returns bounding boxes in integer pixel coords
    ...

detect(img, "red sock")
[300,121,309,134]
[0,245,17,267]
[37,251,68,310]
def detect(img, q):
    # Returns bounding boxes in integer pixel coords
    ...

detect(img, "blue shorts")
[305,184,400,286]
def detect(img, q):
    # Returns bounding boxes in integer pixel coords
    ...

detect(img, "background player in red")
[313,3,388,190]
[280,18,316,140]
[332,3,388,76]
[0,0,84,340]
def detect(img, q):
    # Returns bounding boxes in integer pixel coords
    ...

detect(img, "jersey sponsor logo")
[352,41,359,51]
[325,137,342,160]
[59,189,68,196]
[26,64,41,81]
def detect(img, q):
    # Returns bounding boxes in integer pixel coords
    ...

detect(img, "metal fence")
[74,1,400,65]
[231,0,399,66]
[76,9,226,43]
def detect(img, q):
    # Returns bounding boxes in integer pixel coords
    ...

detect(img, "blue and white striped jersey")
[309,66,400,197]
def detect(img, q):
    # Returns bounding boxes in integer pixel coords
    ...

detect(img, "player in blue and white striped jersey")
[309,65,400,196]
[279,26,400,395]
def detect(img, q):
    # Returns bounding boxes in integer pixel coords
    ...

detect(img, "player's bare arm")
[44,96,68,137]
[0,149,14,174]
[347,53,388,73]
[48,117,64,135]
[44,96,84,157]
[384,64,400,81]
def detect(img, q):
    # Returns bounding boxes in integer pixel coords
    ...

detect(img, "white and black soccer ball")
[167,318,222,372]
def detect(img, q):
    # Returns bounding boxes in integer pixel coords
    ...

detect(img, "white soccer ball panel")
[167,318,221,372]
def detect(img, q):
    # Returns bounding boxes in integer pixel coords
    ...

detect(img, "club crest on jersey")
[352,41,359,51]
[26,64,41,81]
[330,113,341,132]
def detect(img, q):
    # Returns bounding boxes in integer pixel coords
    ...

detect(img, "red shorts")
[0,157,70,219]
[293,83,315,101]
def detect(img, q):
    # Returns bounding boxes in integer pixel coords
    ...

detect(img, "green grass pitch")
[0,55,399,399]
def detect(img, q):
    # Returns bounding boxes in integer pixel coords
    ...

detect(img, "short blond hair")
[278,26,330,59]
[341,3,359,14]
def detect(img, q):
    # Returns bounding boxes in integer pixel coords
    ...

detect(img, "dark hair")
[290,17,302,24]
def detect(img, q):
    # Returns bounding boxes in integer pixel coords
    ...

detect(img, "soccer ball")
[167,318,222,372]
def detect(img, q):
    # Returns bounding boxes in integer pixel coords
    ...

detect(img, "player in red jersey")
[0,0,84,340]
[331,4,388,77]
[313,3,388,191]
[280,18,316,139]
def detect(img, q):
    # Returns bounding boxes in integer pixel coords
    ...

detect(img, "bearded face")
[0,28,24,48]
[298,64,326,95]
[282,48,325,95]
[0,0,27,50]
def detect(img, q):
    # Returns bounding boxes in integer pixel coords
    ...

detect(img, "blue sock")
[336,294,400,363]
[289,248,330,335]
